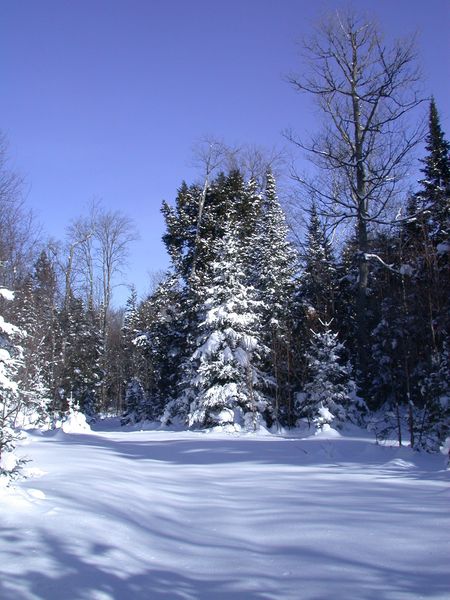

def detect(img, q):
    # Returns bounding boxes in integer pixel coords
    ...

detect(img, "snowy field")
[1,422,449,600]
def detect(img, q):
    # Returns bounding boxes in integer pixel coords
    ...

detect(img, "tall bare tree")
[286,9,424,380]
[94,207,137,335]
[0,132,39,287]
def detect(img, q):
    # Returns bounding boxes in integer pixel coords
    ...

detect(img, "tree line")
[1,9,449,478]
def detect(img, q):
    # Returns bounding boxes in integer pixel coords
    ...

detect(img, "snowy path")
[1,425,449,600]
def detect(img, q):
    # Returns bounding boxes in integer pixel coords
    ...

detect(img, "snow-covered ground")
[1,422,449,600]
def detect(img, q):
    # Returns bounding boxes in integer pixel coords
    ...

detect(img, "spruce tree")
[13,277,50,425]
[415,345,450,452]
[121,286,141,388]
[31,250,62,413]
[296,321,363,431]
[58,294,103,418]
[138,275,186,423]
[301,203,337,323]
[417,98,450,244]
[121,377,147,425]
[254,172,298,425]
[184,226,270,430]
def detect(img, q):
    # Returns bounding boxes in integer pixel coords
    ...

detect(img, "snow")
[1,423,449,600]
[61,410,92,434]
[436,242,450,254]
[0,314,21,337]
[0,450,18,473]
[0,288,14,301]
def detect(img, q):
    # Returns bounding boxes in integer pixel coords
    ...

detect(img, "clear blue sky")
[2,0,449,304]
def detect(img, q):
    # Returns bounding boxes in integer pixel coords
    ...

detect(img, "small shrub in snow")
[61,398,91,434]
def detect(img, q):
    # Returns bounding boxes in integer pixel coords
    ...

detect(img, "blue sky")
[1,0,449,304]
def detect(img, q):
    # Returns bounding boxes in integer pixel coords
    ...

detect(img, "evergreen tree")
[184,226,270,430]
[121,377,147,425]
[296,321,363,430]
[58,294,103,417]
[13,277,50,425]
[300,203,337,323]
[133,275,186,423]
[121,286,141,387]
[255,172,298,425]
[417,98,450,244]
[0,288,27,479]
[150,279,186,417]
[31,250,62,413]
[158,170,302,429]
[415,345,450,452]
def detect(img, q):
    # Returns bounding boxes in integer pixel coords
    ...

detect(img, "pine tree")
[159,170,299,430]
[126,274,187,424]
[379,99,450,447]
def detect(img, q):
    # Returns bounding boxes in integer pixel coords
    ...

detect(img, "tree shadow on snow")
[1,527,449,600]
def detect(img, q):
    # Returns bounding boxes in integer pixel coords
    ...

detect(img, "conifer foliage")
[0,288,26,479]
[296,321,362,431]
[146,170,297,429]
[186,226,270,430]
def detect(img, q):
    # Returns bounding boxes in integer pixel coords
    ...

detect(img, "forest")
[1,10,449,482]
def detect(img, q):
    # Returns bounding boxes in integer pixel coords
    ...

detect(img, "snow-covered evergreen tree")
[254,172,298,424]
[121,286,142,390]
[0,287,27,480]
[58,294,103,418]
[30,250,61,414]
[12,276,50,426]
[136,275,186,424]
[121,377,147,425]
[184,227,270,430]
[296,321,363,431]
[415,345,450,452]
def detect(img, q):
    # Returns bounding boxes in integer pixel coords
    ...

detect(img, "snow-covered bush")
[61,397,91,434]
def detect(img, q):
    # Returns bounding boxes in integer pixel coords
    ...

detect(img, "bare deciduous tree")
[0,132,39,287]
[94,206,138,337]
[285,9,424,377]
